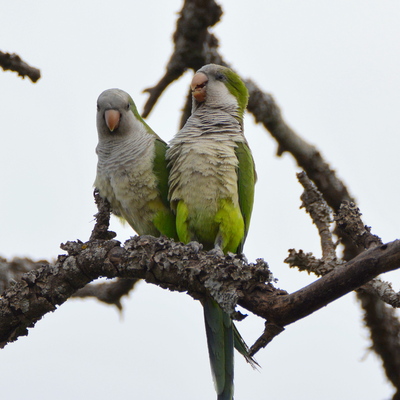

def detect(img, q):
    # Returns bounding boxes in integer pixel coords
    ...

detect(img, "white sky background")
[1,1,399,399]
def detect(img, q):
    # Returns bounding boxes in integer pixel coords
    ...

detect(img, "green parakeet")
[166,64,257,400]
[95,88,177,240]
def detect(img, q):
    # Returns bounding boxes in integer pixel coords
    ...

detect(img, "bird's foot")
[207,245,224,258]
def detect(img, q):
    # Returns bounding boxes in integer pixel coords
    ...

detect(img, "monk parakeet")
[95,88,177,240]
[166,64,257,400]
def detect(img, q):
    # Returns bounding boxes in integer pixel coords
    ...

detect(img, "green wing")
[235,141,256,253]
[153,138,170,208]
[152,138,178,240]
[136,113,170,209]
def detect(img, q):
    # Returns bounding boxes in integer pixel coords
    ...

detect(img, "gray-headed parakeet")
[166,64,257,400]
[95,88,177,240]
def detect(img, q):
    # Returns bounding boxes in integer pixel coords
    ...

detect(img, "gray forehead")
[197,63,220,76]
[97,88,129,108]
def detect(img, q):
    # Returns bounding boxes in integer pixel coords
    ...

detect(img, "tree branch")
[1,234,399,350]
[335,201,383,250]
[286,178,400,308]
[0,51,41,83]
[296,171,336,260]
[142,0,223,118]
[286,173,400,393]
[71,278,139,310]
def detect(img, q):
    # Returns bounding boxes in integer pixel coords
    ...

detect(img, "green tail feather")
[233,323,260,369]
[203,297,234,400]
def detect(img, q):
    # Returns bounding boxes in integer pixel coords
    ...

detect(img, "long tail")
[203,297,234,400]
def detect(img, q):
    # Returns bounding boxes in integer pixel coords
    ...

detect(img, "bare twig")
[249,323,284,356]
[0,51,41,83]
[297,171,336,259]
[71,278,139,310]
[90,188,116,241]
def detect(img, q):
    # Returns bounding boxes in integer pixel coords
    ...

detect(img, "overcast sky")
[1,1,400,399]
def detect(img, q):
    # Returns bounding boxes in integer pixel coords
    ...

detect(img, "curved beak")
[191,72,208,102]
[105,109,121,132]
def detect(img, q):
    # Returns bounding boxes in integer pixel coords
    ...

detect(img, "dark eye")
[126,102,130,110]
[215,73,225,81]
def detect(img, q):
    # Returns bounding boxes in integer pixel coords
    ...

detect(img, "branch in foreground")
[1,235,400,350]
[0,51,41,83]
[242,239,400,325]
[0,236,271,348]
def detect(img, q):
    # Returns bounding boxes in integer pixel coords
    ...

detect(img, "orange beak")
[191,72,208,102]
[105,109,121,132]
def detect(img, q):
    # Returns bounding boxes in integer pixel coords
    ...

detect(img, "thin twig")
[71,278,139,310]
[297,171,336,260]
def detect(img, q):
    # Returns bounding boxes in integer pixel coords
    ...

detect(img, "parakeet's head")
[96,88,142,139]
[190,64,249,118]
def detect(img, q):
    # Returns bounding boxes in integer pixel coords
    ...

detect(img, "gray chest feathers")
[167,109,245,210]
[95,134,159,229]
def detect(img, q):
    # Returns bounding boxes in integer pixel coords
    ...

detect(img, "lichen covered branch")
[2,233,399,350]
